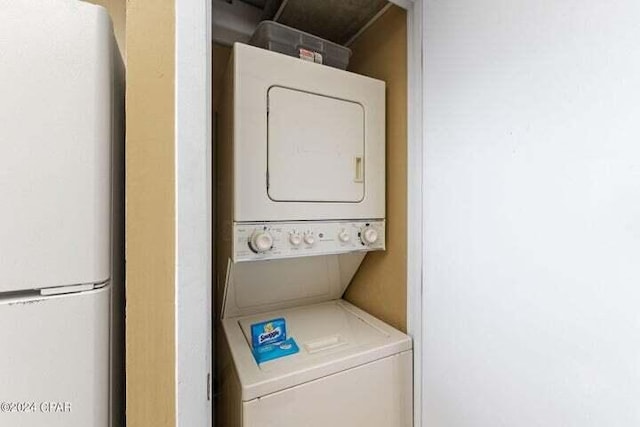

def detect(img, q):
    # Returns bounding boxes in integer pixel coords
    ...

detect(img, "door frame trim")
[389,0,425,426]
[175,0,213,426]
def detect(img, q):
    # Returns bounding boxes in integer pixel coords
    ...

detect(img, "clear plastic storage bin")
[249,21,352,70]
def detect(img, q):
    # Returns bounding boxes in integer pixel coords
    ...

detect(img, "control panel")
[233,220,385,262]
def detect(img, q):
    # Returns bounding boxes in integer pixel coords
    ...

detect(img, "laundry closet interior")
[212,1,411,425]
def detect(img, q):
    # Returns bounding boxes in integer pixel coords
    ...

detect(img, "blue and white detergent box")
[250,318,299,364]
[251,317,287,348]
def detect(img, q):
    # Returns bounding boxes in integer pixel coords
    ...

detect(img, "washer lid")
[222,299,412,401]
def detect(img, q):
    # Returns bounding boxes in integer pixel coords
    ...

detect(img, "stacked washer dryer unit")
[216,43,412,427]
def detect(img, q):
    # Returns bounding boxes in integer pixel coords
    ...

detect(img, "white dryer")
[216,43,412,427]
[220,43,385,224]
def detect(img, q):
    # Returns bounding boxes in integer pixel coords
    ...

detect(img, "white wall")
[423,1,640,425]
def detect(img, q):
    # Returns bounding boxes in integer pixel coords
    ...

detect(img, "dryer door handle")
[354,156,364,183]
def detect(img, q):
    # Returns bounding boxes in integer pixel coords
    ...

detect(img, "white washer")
[221,300,412,427]
[218,252,413,427]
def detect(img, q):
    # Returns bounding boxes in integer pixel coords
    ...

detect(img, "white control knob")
[338,230,351,243]
[289,232,302,246]
[360,227,379,245]
[249,230,273,253]
[303,232,316,246]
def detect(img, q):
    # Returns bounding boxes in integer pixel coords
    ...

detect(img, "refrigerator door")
[0,1,112,292]
[0,286,110,427]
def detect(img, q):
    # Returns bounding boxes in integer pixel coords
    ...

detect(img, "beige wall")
[125,0,176,426]
[83,1,178,425]
[344,6,408,332]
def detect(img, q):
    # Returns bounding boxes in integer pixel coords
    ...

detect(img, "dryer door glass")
[267,87,365,202]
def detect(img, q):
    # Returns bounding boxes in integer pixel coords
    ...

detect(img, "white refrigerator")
[0,1,120,426]
[423,0,640,425]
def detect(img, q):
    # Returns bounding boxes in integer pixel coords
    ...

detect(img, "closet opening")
[209,1,421,425]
